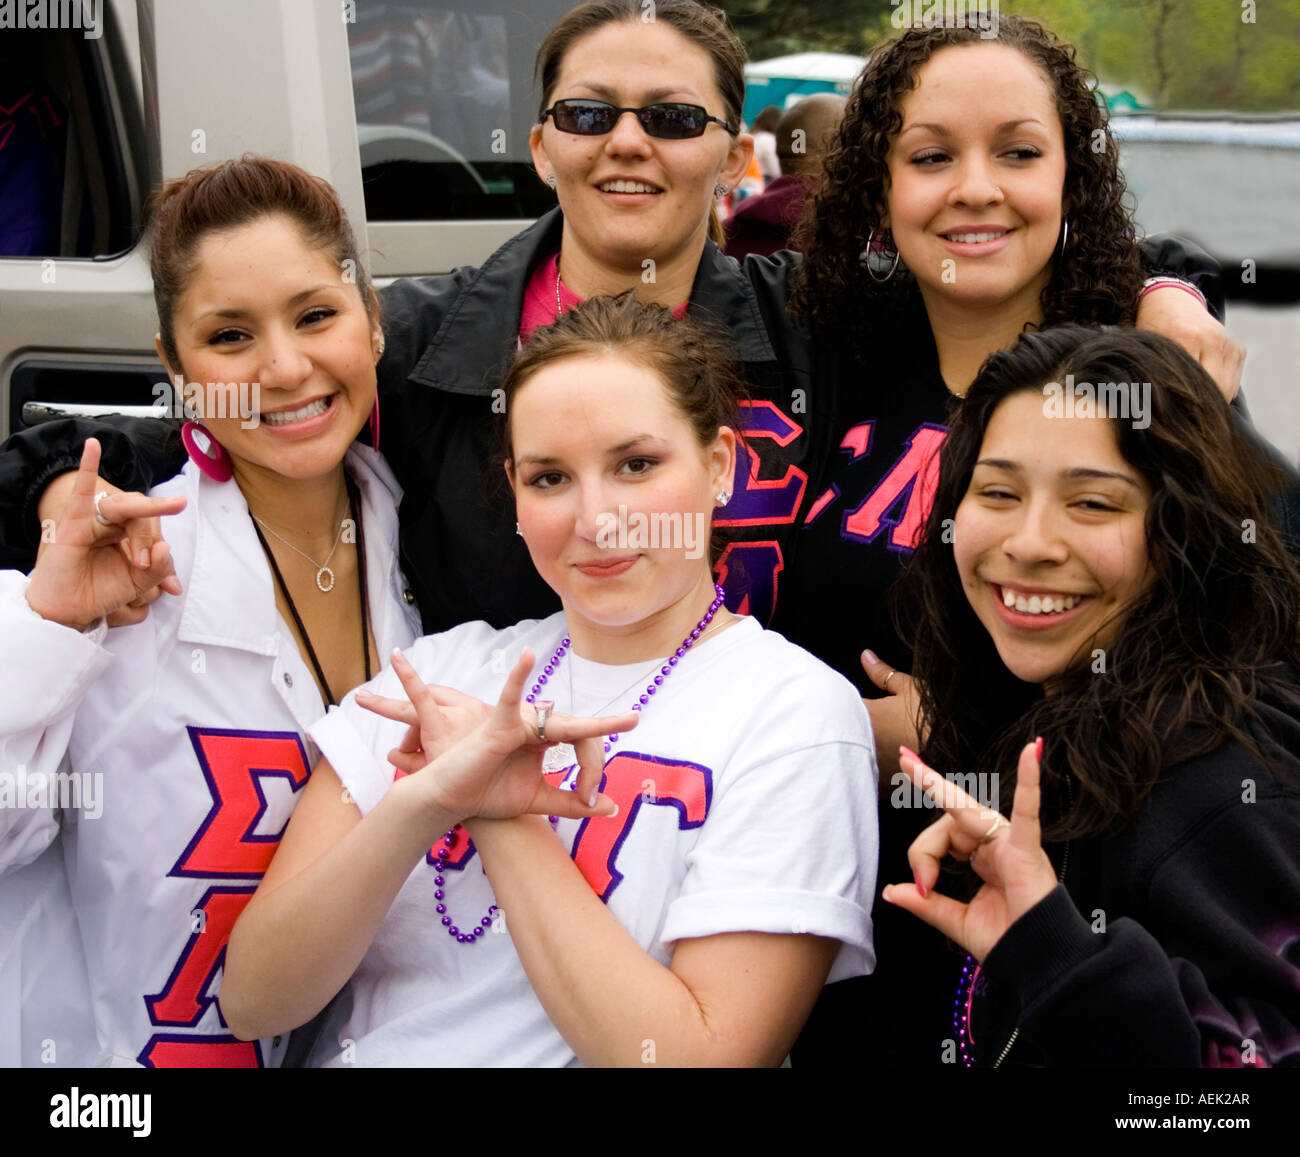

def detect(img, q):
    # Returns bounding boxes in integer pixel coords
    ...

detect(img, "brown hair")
[500,292,746,563]
[149,156,375,373]
[903,325,1300,840]
[533,0,746,251]
[791,15,1146,343]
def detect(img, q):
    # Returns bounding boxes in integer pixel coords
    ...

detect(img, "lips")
[260,394,334,425]
[574,555,638,577]
[989,582,1091,629]
[597,178,664,194]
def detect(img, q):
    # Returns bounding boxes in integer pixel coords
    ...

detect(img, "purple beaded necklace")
[432,583,727,946]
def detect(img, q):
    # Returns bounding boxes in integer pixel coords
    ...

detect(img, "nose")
[573,475,619,544]
[1000,497,1070,567]
[947,152,1004,208]
[255,325,313,394]
[603,109,654,157]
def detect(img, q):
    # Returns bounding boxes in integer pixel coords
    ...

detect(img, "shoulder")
[344,443,404,510]
[399,612,567,694]
[707,619,874,752]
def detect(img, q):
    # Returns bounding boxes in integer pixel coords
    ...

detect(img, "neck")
[234,459,350,553]
[921,275,1049,396]
[564,570,732,665]
[558,222,706,310]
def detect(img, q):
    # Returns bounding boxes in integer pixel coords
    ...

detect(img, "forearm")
[468,815,749,1068]
[221,778,457,1040]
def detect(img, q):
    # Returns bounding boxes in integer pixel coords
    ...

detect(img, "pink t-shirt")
[519,253,690,343]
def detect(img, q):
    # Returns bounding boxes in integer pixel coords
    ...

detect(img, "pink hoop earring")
[368,398,380,448]
[181,421,233,482]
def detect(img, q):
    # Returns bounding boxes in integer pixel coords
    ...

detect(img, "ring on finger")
[882,669,898,690]
[977,814,1010,845]
[93,490,113,528]
[535,699,554,742]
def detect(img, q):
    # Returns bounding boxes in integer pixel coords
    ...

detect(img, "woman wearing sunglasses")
[2,0,1224,643]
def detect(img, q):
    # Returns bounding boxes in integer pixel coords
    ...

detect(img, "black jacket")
[0,210,830,633]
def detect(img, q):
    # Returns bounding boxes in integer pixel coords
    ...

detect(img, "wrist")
[1139,276,1207,310]
[22,585,97,633]
[390,770,467,837]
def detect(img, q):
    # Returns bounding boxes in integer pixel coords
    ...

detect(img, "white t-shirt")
[307,612,878,1067]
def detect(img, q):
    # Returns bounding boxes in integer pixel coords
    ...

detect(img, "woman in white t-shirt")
[221,293,879,1066]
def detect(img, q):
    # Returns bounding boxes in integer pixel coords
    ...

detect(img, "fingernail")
[913,869,927,899]
[862,649,878,665]
[607,804,619,819]
[1035,736,1044,762]
[899,744,920,765]
[587,788,599,809]
[137,549,150,568]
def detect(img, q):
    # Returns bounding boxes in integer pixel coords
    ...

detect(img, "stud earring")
[546,172,557,189]
[715,489,732,506]
[516,522,523,536]
[714,183,730,198]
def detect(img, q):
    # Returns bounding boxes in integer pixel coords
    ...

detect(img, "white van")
[0,0,574,439]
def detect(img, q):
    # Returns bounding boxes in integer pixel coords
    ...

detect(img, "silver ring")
[535,699,554,742]
[93,490,113,528]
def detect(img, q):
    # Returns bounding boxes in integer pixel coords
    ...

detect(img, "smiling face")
[882,42,1067,319]
[159,213,382,482]
[953,390,1153,685]
[507,351,733,651]
[529,19,750,275]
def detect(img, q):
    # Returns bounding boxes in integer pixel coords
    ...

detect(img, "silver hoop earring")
[1057,217,1070,259]
[714,183,730,198]
[863,226,901,283]
[545,172,557,190]
[515,522,523,536]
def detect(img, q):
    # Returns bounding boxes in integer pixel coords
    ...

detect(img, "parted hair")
[901,325,1300,840]
[790,15,1146,348]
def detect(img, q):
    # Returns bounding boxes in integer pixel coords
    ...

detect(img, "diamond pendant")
[542,743,576,773]
[316,565,336,593]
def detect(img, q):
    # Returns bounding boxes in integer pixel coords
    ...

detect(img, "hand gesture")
[361,647,637,824]
[881,742,1057,962]
[26,439,186,630]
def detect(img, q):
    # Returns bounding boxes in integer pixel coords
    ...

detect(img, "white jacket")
[0,445,420,1066]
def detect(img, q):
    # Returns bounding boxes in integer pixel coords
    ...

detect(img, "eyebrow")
[194,285,338,321]
[899,119,1047,138]
[516,434,664,468]
[573,84,697,104]
[975,458,1141,488]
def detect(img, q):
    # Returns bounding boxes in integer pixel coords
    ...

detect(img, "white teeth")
[1001,586,1082,615]
[947,231,1007,244]
[262,397,330,426]
[600,180,660,194]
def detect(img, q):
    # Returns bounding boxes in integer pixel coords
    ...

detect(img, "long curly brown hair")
[901,326,1300,841]
[790,16,1146,347]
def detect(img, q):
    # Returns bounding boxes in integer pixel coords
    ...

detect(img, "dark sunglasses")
[541,98,738,140]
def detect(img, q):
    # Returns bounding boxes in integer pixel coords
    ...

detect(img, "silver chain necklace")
[251,510,349,593]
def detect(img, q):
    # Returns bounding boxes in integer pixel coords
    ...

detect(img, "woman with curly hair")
[884,325,1300,1066]
[780,14,1295,1064]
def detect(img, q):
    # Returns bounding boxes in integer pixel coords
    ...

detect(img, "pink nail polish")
[1035,736,1044,762]
[899,744,920,765]
[913,870,927,899]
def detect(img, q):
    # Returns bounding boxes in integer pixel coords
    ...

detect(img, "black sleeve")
[1139,233,1225,321]
[979,782,1300,1067]
[0,417,184,573]
[1230,393,1300,556]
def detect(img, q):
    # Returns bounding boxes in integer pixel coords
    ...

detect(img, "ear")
[719,131,754,190]
[529,124,552,188]
[503,458,517,498]
[709,426,737,499]
[154,333,182,383]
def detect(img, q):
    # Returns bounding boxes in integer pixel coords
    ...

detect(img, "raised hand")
[26,439,186,630]
[364,647,638,825]
[881,741,1058,962]
[859,648,923,778]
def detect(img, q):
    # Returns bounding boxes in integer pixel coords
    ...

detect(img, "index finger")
[898,747,984,815]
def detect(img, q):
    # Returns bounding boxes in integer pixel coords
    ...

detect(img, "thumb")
[861,649,908,697]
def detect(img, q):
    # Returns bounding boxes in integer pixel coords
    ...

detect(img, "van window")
[0,26,134,259]
[347,1,572,223]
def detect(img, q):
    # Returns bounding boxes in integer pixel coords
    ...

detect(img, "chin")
[988,639,1071,687]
